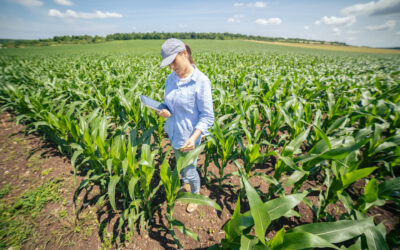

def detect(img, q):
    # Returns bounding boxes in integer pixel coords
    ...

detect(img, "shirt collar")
[174,64,199,86]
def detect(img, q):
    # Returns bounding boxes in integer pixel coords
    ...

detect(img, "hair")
[184,44,195,64]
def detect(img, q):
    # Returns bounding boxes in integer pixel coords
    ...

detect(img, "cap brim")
[160,53,178,68]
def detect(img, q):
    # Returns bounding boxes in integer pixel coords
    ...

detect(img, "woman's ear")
[182,50,189,59]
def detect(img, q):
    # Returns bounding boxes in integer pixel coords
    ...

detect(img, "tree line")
[0,32,347,48]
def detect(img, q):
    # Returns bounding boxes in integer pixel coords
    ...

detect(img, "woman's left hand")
[180,138,196,152]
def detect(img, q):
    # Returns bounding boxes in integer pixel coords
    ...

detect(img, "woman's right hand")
[157,109,171,118]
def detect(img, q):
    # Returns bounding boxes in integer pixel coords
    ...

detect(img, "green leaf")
[170,166,180,200]
[242,175,270,244]
[264,192,308,221]
[320,139,368,160]
[171,219,199,241]
[276,231,339,250]
[224,195,244,241]
[98,115,108,141]
[224,198,255,242]
[139,143,152,167]
[282,128,310,156]
[283,171,306,188]
[371,142,397,155]
[176,192,221,211]
[378,177,400,197]
[279,156,303,172]
[314,124,332,150]
[242,192,308,221]
[337,193,354,214]
[240,235,259,250]
[71,150,82,169]
[108,175,120,212]
[128,177,139,200]
[359,178,386,210]
[176,144,205,172]
[364,225,389,250]
[256,173,279,186]
[290,218,374,243]
[267,227,284,249]
[341,167,377,189]
[327,116,348,135]
[159,152,171,195]
[346,237,362,250]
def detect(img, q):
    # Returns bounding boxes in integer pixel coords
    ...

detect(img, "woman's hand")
[180,129,202,152]
[157,109,171,118]
[180,137,196,152]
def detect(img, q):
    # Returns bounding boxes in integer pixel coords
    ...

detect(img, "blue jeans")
[173,145,201,194]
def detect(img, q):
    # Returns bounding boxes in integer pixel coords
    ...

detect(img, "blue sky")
[1,0,400,47]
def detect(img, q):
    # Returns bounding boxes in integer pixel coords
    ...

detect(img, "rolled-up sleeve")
[195,78,214,135]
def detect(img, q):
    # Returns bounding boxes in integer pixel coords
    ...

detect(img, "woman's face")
[169,50,190,75]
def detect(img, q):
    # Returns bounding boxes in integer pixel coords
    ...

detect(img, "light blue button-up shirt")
[163,66,214,149]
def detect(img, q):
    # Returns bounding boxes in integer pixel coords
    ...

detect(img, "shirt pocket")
[180,86,195,111]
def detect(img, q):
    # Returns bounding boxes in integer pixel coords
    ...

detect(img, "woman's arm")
[181,77,214,152]
[194,77,214,135]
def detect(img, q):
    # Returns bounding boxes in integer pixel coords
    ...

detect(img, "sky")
[0,0,400,47]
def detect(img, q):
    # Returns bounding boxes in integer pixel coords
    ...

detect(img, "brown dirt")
[0,111,398,249]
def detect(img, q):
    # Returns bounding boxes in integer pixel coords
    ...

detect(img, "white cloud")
[304,25,310,30]
[256,18,282,25]
[54,0,73,6]
[228,14,244,23]
[248,1,267,8]
[315,16,356,26]
[254,1,267,8]
[48,9,123,19]
[396,31,400,35]
[132,26,136,30]
[366,20,396,31]
[13,0,43,7]
[333,27,341,36]
[342,0,400,16]
[235,1,267,8]
[179,24,188,28]
[234,2,244,7]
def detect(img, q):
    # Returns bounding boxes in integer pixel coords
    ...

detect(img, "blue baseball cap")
[160,38,186,68]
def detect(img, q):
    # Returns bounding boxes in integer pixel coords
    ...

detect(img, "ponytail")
[185,44,195,64]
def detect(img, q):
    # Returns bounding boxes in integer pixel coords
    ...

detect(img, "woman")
[157,38,214,213]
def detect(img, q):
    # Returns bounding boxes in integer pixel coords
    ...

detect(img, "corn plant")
[159,145,221,248]
[207,116,240,188]
[212,167,385,249]
[356,177,400,212]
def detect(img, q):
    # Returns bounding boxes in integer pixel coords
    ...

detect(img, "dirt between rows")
[0,111,398,249]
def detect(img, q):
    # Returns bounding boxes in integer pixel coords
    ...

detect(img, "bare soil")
[0,111,398,249]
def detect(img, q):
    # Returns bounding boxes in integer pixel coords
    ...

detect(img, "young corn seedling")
[160,145,221,248]
[235,126,265,179]
[212,165,307,249]
[355,177,400,213]
[213,167,381,250]
[261,103,286,144]
[296,129,372,221]
[208,116,240,188]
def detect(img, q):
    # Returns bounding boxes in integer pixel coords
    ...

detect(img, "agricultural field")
[0,40,399,249]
